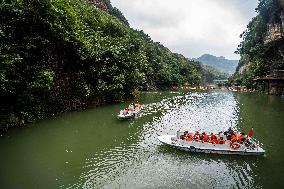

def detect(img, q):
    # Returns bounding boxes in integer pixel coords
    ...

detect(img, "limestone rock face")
[264,9,284,45]
[264,23,283,45]
[238,55,250,74]
[265,7,284,72]
[234,2,284,95]
[87,0,129,26]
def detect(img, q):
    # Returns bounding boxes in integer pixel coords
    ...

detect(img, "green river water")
[0,90,284,189]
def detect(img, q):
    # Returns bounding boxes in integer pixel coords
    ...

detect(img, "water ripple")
[65,91,261,189]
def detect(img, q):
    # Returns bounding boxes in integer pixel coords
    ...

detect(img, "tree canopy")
[0,0,221,131]
[231,0,283,87]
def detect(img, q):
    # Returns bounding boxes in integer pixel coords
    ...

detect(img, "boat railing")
[246,137,265,151]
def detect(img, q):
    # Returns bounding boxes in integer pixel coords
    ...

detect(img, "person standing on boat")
[244,128,254,147]
[134,101,141,110]
[224,127,234,140]
[129,103,135,111]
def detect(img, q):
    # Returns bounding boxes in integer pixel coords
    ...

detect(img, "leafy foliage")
[232,0,282,87]
[0,0,218,131]
[88,0,129,26]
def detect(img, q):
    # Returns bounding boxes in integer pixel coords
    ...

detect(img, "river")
[0,90,283,189]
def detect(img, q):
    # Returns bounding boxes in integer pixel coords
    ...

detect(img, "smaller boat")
[158,130,265,156]
[117,102,143,120]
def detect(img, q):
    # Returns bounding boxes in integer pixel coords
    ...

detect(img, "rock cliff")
[88,0,129,26]
[232,0,284,95]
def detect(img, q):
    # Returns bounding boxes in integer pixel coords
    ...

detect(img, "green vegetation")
[88,0,130,26]
[0,0,221,131]
[231,0,283,88]
[200,65,229,83]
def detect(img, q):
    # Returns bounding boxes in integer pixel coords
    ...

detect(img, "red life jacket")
[238,135,244,143]
[219,140,225,144]
[203,134,208,141]
[211,135,217,140]
[193,133,199,139]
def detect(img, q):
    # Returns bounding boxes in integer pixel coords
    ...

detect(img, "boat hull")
[117,113,135,120]
[117,109,143,120]
[158,135,265,156]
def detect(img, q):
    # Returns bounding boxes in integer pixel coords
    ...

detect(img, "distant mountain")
[194,54,239,75]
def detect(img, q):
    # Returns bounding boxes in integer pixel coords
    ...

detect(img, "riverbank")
[172,85,256,93]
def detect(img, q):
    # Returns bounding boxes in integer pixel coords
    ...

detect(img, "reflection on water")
[66,91,260,189]
[0,91,283,189]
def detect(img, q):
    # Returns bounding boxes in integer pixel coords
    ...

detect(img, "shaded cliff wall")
[233,0,284,95]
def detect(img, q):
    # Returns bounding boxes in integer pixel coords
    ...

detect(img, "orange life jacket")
[185,137,192,141]
[212,139,218,144]
[231,135,236,143]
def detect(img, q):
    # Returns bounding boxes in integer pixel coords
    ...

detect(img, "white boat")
[117,105,143,120]
[158,133,265,156]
